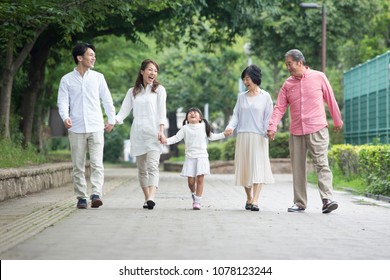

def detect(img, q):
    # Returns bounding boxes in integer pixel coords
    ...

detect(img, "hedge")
[329,144,390,196]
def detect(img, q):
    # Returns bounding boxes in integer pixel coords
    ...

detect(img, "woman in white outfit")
[225,64,274,212]
[116,59,167,210]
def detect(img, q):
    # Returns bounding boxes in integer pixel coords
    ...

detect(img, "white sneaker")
[193,202,201,210]
[287,204,305,212]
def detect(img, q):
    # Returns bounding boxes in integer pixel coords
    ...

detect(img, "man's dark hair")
[72,43,95,65]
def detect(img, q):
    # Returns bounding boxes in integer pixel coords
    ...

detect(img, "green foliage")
[151,0,271,49]
[222,132,290,160]
[308,166,367,194]
[269,132,289,158]
[103,130,123,163]
[328,144,361,178]
[103,123,130,163]
[358,145,390,195]
[177,144,185,157]
[166,156,185,162]
[159,43,242,128]
[223,137,236,160]
[49,137,70,151]
[0,139,46,168]
[168,141,224,161]
[208,145,222,161]
[47,149,71,162]
[337,0,389,69]
[328,144,390,196]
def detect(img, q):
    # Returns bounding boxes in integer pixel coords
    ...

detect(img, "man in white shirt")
[57,43,116,209]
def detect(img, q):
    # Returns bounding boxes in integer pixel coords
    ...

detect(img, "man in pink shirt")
[267,49,343,214]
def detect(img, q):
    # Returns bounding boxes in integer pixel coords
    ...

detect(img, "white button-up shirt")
[116,84,167,156]
[57,68,116,133]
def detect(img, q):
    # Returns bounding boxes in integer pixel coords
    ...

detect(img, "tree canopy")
[0,0,389,160]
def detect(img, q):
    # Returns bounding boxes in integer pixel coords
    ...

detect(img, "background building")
[344,51,390,144]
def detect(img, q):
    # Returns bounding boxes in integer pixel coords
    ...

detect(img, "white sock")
[194,195,202,204]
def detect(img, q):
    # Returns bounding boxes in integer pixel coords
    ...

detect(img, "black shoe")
[91,195,103,208]
[245,203,252,210]
[251,204,260,211]
[147,200,155,210]
[322,199,338,214]
[77,198,87,209]
[143,202,148,209]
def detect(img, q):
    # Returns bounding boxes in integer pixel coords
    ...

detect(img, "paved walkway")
[0,166,390,260]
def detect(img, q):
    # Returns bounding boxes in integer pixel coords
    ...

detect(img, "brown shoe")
[322,199,338,214]
[91,195,103,208]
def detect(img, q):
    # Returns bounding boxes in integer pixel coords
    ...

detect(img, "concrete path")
[0,166,390,260]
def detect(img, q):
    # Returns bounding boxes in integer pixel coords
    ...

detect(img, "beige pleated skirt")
[234,132,275,187]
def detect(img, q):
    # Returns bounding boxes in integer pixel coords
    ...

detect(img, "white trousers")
[68,130,104,199]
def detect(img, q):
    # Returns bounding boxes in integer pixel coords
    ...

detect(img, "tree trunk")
[34,90,48,153]
[20,34,53,146]
[167,110,179,157]
[272,64,279,99]
[224,107,231,129]
[0,41,15,140]
[0,26,47,140]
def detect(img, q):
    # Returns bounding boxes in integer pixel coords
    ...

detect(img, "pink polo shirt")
[268,67,343,136]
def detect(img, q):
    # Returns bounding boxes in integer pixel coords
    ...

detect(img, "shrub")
[223,137,236,160]
[177,143,185,157]
[269,132,289,158]
[328,144,390,196]
[50,136,70,151]
[359,145,390,196]
[222,132,290,160]
[328,144,361,178]
[208,146,221,161]
[103,130,125,163]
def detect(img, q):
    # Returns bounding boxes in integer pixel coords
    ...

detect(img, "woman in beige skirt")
[225,64,274,211]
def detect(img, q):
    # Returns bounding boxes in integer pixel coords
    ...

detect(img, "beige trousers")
[68,130,104,200]
[289,127,333,209]
[136,150,160,188]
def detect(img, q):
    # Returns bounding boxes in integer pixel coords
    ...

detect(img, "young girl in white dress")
[162,108,228,210]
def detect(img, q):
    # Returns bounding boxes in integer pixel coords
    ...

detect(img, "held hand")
[267,130,276,141]
[224,128,233,136]
[105,123,114,133]
[158,132,166,144]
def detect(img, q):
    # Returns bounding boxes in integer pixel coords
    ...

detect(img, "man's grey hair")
[285,49,305,64]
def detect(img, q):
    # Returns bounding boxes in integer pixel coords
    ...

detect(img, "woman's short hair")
[241,64,262,86]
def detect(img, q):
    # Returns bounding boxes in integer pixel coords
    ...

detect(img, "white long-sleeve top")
[166,122,225,159]
[226,89,273,137]
[57,68,116,133]
[116,84,167,156]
